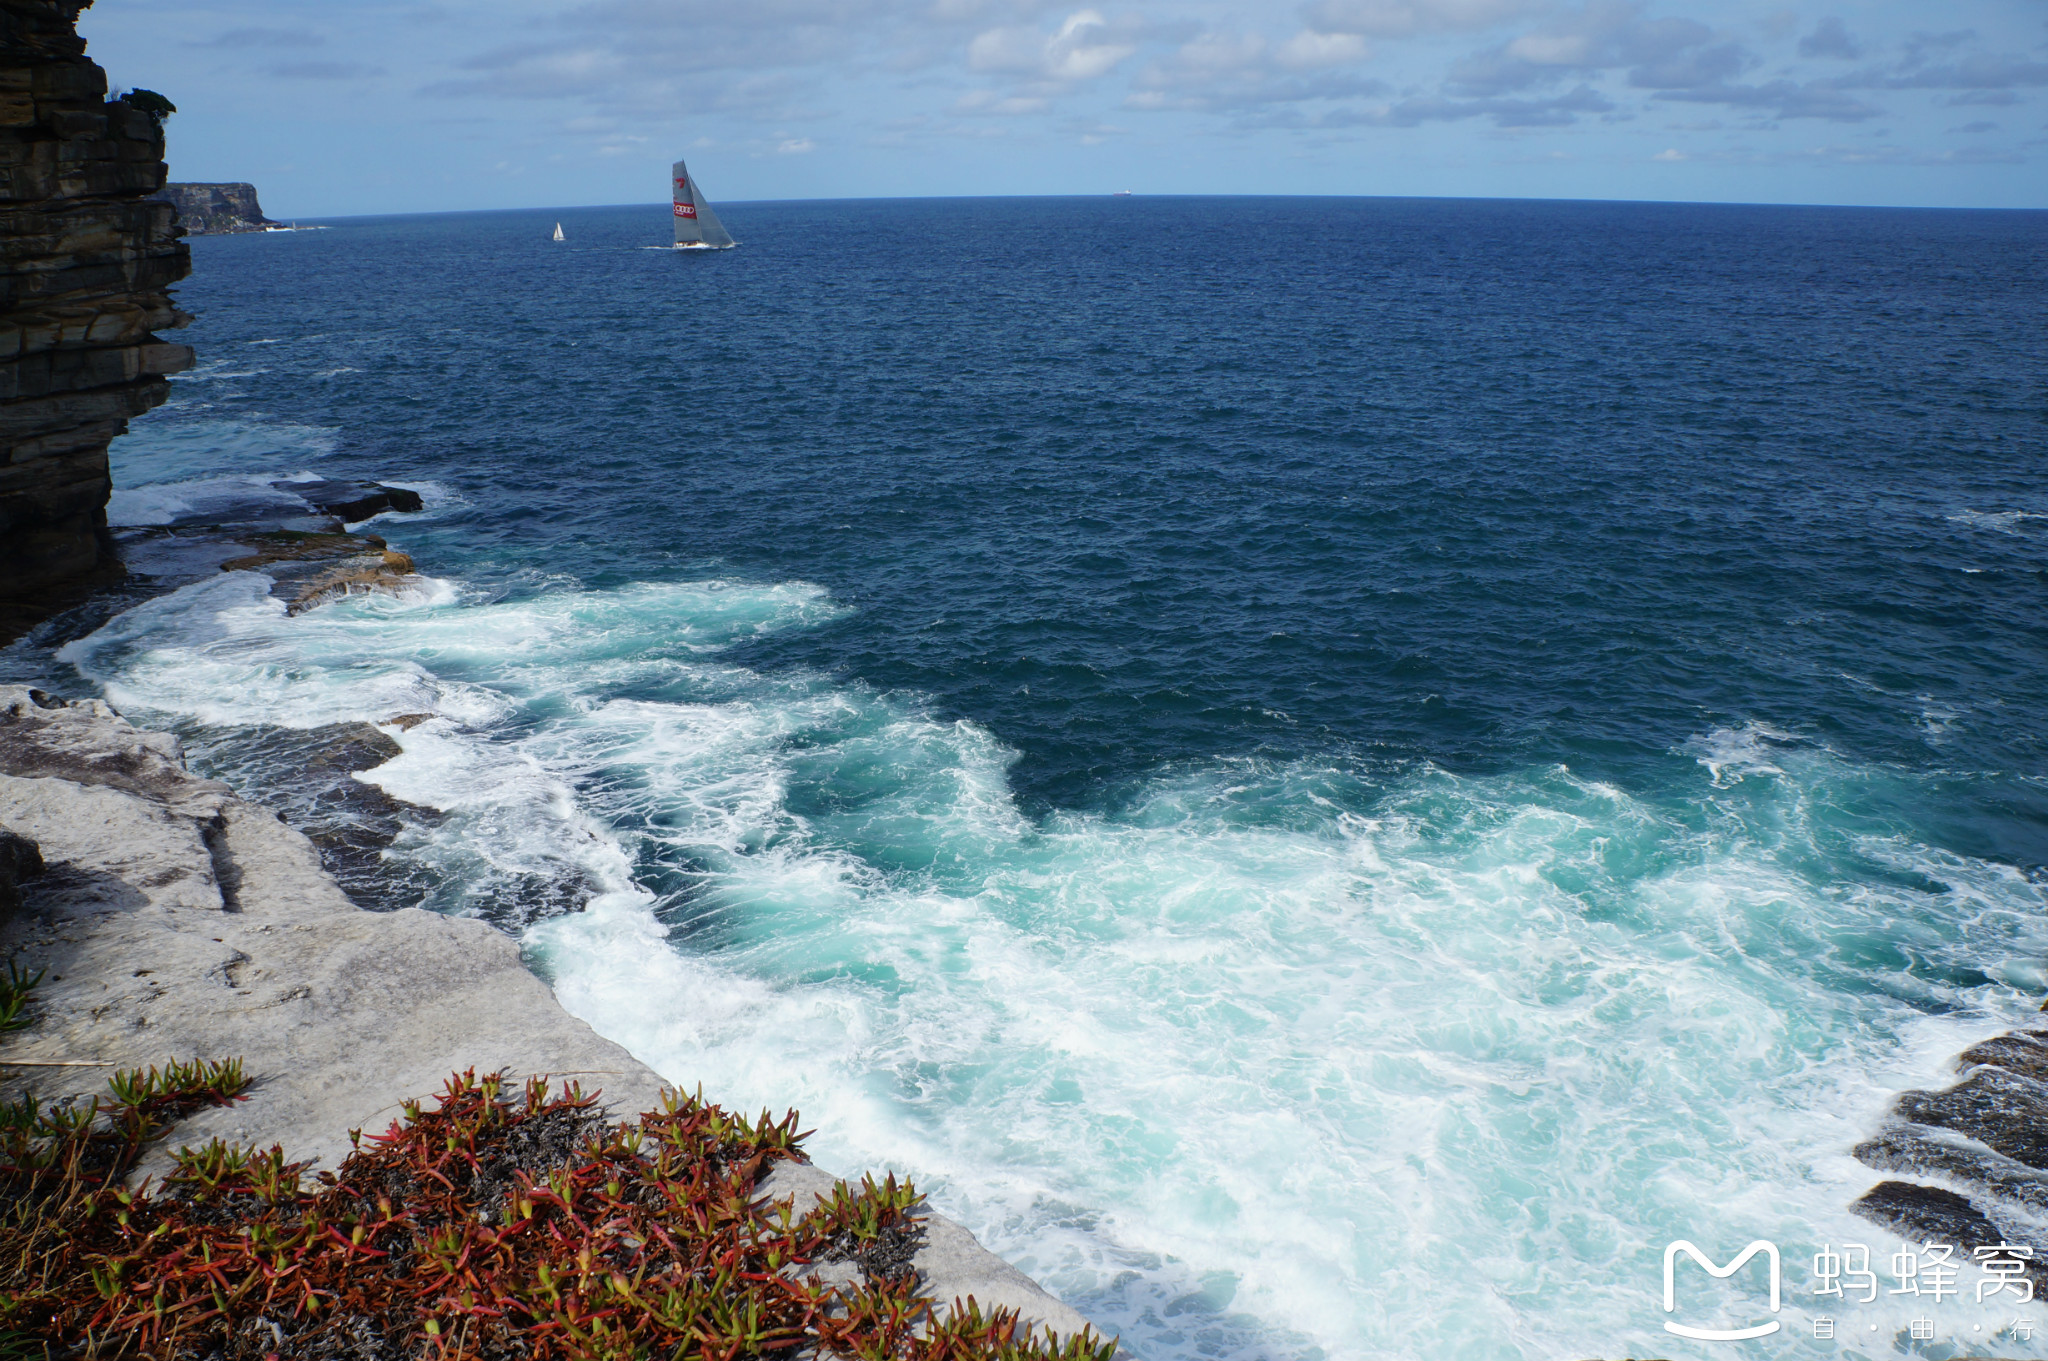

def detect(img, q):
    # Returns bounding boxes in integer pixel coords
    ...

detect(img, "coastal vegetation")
[0,1057,1115,1360]
[114,90,174,127]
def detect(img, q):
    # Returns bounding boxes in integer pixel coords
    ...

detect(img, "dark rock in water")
[302,720,402,770]
[1960,1033,2048,1086]
[0,826,44,919]
[1850,1013,2048,1286]
[178,720,597,926]
[1894,1068,2048,1171]
[180,722,444,912]
[1854,1125,2048,1215]
[274,479,422,523]
[283,550,421,615]
[1854,1181,2004,1250]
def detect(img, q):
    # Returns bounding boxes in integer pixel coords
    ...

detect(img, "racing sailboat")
[552,222,564,241]
[671,159,735,250]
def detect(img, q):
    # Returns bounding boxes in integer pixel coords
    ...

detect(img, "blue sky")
[81,0,2047,216]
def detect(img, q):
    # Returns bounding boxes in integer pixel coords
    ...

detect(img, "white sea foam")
[57,575,2048,1360]
[1919,698,1963,744]
[1946,510,2048,535]
[1683,721,1813,787]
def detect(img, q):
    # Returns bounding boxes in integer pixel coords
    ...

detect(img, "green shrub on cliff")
[0,1066,1114,1361]
[114,89,175,126]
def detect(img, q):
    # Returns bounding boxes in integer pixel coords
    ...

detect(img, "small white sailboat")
[671,159,735,250]
[552,222,564,241]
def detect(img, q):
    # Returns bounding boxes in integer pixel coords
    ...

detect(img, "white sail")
[672,159,734,248]
[552,221,564,241]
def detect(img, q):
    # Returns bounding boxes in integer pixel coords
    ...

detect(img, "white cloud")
[1278,31,1372,69]
[776,137,816,153]
[1125,22,1382,114]
[1652,146,1686,159]
[968,10,1136,83]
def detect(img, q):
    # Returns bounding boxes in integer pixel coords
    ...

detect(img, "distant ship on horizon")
[1113,189,1132,197]
[672,160,735,250]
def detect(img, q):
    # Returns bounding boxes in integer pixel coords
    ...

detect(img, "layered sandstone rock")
[0,0,193,635]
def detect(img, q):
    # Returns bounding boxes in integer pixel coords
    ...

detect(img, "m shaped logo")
[1663,1240,1782,1341]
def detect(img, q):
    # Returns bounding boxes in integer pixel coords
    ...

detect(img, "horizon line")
[235,189,2048,224]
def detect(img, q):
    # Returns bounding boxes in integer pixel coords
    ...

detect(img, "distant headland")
[150,181,279,234]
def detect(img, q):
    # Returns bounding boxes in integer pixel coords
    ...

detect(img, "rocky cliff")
[152,180,276,234]
[0,0,192,638]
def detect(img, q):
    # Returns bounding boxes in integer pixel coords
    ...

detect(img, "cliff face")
[0,0,192,635]
[152,181,276,234]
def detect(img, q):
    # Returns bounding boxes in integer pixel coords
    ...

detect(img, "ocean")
[6,195,2047,1359]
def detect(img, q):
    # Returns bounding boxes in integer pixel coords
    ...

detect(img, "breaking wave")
[54,570,2048,1359]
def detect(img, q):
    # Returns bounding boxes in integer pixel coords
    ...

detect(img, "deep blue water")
[15,196,2048,1359]
[137,198,2048,837]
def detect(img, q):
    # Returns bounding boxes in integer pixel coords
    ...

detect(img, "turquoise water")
[16,197,2048,1358]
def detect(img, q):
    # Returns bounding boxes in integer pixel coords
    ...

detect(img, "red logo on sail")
[674,203,697,219]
